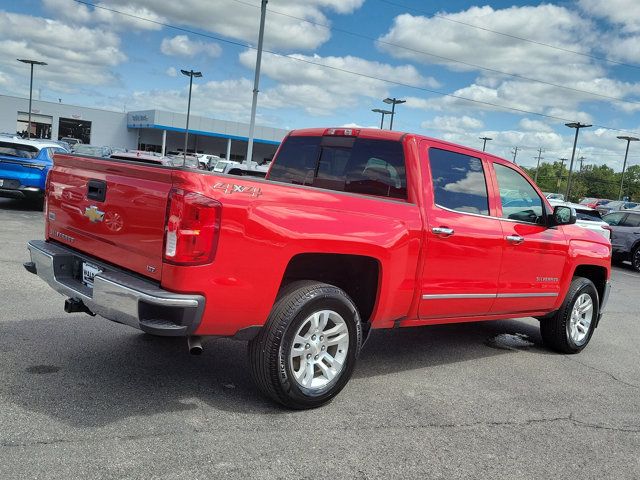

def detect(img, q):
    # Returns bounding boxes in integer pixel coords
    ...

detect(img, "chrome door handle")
[432,227,454,237]
[506,235,525,245]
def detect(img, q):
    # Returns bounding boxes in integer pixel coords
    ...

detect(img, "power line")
[72,0,640,138]
[375,0,640,70]
[229,0,640,108]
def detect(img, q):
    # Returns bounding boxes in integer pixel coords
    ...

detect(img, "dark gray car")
[603,211,640,271]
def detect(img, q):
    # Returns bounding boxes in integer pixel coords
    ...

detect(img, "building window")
[58,118,92,144]
[17,112,53,139]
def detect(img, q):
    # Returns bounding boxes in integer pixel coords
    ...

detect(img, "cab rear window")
[268,136,407,200]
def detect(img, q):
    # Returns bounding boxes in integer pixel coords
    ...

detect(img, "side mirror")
[551,205,576,226]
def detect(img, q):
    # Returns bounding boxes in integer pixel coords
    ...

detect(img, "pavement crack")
[563,355,640,390]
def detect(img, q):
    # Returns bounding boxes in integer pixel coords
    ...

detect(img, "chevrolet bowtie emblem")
[84,205,105,223]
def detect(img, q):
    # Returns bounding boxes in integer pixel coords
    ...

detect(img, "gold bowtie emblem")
[84,205,105,223]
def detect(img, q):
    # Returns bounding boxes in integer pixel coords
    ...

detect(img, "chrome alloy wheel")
[633,248,640,271]
[289,310,349,390]
[569,293,593,344]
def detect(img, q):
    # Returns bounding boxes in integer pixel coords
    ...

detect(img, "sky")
[1,0,640,170]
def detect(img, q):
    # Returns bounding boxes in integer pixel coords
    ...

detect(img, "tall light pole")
[511,146,519,164]
[557,158,567,192]
[479,136,492,152]
[617,135,639,200]
[383,97,406,130]
[372,108,393,129]
[564,122,592,201]
[180,69,202,165]
[17,59,47,139]
[246,0,268,165]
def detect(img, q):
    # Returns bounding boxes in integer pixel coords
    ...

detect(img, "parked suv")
[603,211,640,270]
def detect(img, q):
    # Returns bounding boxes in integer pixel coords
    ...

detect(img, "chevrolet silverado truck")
[25,128,611,409]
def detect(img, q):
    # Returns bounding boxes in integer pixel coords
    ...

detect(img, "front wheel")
[540,277,599,354]
[248,281,362,409]
[631,246,640,272]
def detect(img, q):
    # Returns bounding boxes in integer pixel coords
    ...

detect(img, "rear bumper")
[0,185,43,199]
[25,240,205,336]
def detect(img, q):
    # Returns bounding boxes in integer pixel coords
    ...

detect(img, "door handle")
[432,227,454,237]
[506,235,525,245]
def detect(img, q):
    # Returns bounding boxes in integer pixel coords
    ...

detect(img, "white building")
[0,94,287,163]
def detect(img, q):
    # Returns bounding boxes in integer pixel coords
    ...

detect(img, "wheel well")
[573,265,607,302]
[280,253,380,325]
[228,168,243,176]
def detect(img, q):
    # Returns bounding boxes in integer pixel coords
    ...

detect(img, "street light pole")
[556,158,567,192]
[479,136,492,152]
[383,97,406,130]
[17,59,47,139]
[372,108,393,129]
[617,136,639,200]
[564,122,592,201]
[180,69,202,165]
[246,0,268,165]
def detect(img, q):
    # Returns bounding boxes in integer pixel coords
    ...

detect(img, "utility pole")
[246,0,267,165]
[534,147,544,183]
[556,158,567,191]
[511,146,519,164]
[479,136,492,152]
[577,156,586,172]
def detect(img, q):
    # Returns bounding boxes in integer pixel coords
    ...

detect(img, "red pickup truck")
[25,128,611,409]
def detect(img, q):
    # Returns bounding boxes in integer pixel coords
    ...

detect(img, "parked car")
[603,211,640,271]
[212,159,269,177]
[548,200,611,240]
[71,144,113,158]
[197,154,222,170]
[543,192,565,201]
[25,127,611,409]
[596,200,638,216]
[0,137,68,204]
[110,150,174,166]
[60,137,82,146]
[580,198,612,209]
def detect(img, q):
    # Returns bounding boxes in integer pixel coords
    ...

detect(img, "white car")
[548,200,610,240]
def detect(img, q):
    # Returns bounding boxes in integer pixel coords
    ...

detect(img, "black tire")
[631,246,640,272]
[540,276,599,354]
[248,281,362,409]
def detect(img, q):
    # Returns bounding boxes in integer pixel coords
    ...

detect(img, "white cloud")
[165,67,177,77]
[238,50,436,115]
[42,0,164,30]
[160,35,222,58]
[378,5,640,117]
[421,115,484,134]
[85,0,364,50]
[579,0,640,33]
[0,11,126,92]
[519,118,554,133]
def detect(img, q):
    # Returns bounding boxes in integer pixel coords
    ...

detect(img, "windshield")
[0,141,40,159]
[72,145,105,156]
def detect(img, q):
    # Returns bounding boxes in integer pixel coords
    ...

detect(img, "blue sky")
[1,0,640,169]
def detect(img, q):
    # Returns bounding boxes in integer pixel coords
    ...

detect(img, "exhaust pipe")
[187,336,203,355]
[64,298,95,316]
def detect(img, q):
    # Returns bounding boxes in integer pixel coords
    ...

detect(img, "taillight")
[323,128,360,137]
[163,188,222,265]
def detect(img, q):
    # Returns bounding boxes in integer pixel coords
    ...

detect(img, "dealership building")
[0,94,287,162]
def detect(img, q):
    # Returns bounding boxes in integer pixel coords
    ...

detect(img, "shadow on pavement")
[0,197,43,212]
[0,315,549,426]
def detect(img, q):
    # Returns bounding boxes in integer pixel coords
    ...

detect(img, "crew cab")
[25,128,611,409]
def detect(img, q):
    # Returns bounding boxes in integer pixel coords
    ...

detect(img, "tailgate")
[46,154,172,281]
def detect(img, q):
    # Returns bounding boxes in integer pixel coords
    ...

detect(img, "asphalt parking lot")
[0,197,638,480]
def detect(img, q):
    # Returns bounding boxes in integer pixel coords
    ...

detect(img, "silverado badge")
[84,205,105,223]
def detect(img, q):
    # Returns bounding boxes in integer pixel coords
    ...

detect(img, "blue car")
[0,137,68,202]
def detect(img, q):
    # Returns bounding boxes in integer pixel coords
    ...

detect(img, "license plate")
[82,262,102,288]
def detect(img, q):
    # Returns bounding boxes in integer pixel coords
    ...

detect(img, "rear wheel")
[540,277,599,354]
[248,281,361,409]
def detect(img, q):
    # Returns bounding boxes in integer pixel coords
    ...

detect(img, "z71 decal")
[212,182,262,197]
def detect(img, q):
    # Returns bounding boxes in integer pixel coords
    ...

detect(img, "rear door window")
[427,148,489,215]
[603,212,625,226]
[620,213,640,227]
[268,135,407,200]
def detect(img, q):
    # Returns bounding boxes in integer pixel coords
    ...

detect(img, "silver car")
[603,211,640,271]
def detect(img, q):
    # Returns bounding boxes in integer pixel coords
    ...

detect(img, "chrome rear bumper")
[25,240,205,336]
